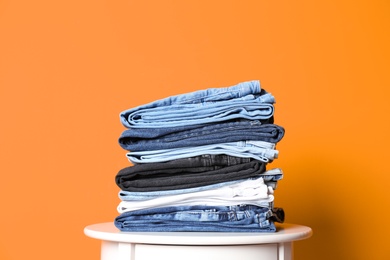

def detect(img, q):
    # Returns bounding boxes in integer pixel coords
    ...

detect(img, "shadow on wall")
[279,156,361,260]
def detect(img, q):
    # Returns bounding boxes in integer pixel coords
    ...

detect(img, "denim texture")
[114,205,280,232]
[118,117,274,142]
[126,141,278,164]
[114,80,286,233]
[118,121,285,151]
[118,168,283,201]
[115,154,266,192]
[117,177,273,213]
[119,80,275,129]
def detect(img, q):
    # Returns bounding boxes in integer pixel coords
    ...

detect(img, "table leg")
[101,241,135,260]
[278,242,293,260]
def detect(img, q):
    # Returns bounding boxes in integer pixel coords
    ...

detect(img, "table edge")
[84,222,312,245]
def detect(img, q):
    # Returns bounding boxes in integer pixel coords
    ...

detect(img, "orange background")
[1,1,389,259]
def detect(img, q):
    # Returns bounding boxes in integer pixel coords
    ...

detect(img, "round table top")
[84,222,312,245]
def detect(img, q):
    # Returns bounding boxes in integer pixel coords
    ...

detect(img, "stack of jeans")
[114,80,285,232]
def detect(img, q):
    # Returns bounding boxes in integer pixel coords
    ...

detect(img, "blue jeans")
[118,168,283,201]
[126,141,278,164]
[117,118,274,140]
[119,80,275,128]
[114,205,277,232]
[118,121,285,151]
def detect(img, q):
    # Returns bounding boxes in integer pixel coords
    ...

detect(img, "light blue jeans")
[118,168,283,201]
[126,140,278,164]
[114,204,277,232]
[120,80,275,128]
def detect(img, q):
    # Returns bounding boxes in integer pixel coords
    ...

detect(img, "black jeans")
[115,154,266,192]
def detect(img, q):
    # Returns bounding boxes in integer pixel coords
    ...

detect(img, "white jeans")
[117,177,274,213]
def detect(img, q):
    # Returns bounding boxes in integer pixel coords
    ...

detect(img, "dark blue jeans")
[118,121,284,151]
[114,205,283,232]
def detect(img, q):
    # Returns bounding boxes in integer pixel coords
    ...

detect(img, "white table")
[84,222,312,260]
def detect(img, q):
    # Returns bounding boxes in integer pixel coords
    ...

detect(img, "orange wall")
[1,1,389,259]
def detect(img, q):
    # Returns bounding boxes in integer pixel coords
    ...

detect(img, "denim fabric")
[117,195,273,214]
[126,141,278,164]
[119,80,275,128]
[118,118,274,142]
[115,155,266,192]
[114,205,279,232]
[117,177,273,213]
[266,181,278,190]
[118,121,285,151]
[118,168,283,201]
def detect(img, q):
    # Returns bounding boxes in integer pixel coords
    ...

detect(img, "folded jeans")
[117,177,274,213]
[115,155,266,192]
[126,140,278,164]
[120,80,275,129]
[118,121,285,151]
[118,168,283,201]
[114,205,283,232]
